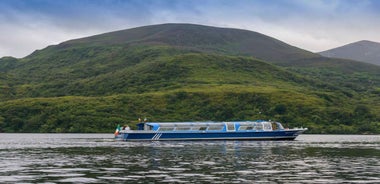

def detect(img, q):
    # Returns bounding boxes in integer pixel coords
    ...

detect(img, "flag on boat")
[114,124,121,135]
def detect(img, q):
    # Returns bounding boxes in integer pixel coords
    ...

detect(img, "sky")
[1,0,380,58]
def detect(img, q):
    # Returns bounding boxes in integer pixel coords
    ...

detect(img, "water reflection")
[0,134,379,183]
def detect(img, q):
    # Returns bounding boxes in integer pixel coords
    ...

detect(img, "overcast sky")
[1,0,380,58]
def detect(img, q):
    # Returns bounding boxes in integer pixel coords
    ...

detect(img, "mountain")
[45,23,320,63]
[0,23,379,134]
[0,23,327,97]
[319,40,380,66]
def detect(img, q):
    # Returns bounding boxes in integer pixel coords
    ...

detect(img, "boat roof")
[144,120,272,126]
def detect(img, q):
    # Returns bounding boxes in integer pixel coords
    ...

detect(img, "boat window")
[226,122,235,131]
[239,126,248,130]
[239,126,255,130]
[208,126,223,131]
[276,122,284,130]
[199,127,207,131]
[191,126,207,131]
[159,127,174,131]
[272,122,278,130]
[254,123,263,130]
[191,127,199,130]
[263,122,272,130]
[176,127,191,131]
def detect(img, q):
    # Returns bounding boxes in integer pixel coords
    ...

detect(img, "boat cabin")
[136,121,285,132]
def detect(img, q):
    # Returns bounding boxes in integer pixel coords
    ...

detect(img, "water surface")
[0,134,379,183]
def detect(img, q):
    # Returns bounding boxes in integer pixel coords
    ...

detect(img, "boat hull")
[116,129,304,141]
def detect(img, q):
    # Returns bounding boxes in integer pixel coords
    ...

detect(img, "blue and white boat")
[115,120,307,141]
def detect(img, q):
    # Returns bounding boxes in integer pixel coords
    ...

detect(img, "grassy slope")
[4,44,316,98]
[0,87,377,134]
[0,46,378,134]
[0,24,379,133]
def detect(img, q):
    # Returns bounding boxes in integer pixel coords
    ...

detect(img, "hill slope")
[319,40,380,66]
[42,23,320,63]
[0,24,379,134]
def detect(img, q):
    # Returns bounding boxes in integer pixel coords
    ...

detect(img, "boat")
[114,120,307,141]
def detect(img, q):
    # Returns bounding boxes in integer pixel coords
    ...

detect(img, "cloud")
[0,0,380,58]
[204,0,380,51]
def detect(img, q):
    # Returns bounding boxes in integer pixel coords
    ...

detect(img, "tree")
[354,105,370,117]
[0,116,4,132]
[273,104,287,115]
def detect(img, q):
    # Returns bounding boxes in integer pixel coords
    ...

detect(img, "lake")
[0,134,379,183]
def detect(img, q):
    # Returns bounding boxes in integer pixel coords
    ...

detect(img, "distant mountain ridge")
[48,23,319,63]
[319,40,380,66]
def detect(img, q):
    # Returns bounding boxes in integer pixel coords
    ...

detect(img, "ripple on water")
[58,177,99,183]
[163,167,189,172]
[96,176,133,181]
[0,175,36,183]
[0,134,379,183]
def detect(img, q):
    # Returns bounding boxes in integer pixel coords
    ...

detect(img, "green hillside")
[0,24,379,134]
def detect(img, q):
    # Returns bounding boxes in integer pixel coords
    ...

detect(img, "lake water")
[0,134,379,183]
